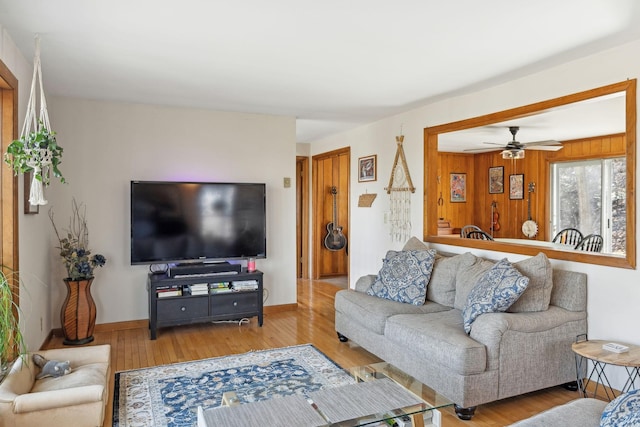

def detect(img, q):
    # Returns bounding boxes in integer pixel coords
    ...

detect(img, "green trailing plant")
[0,268,27,381]
[49,199,107,281]
[3,123,65,185]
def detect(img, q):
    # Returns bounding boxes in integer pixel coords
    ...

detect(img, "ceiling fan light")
[502,149,525,159]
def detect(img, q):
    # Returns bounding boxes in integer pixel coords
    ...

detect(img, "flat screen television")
[130,181,266,265]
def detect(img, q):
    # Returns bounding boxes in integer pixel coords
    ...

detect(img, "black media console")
[147,268,263,340]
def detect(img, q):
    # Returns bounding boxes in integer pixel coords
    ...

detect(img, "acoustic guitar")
[324,186,347,251]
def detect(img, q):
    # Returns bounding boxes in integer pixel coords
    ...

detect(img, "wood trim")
[425,80,636,269]
[296,156,309,279]
[264,303,297,314]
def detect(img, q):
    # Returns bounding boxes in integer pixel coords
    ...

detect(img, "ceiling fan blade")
[463,147,502,152]
[522,139,561,146]
[524,145,563,151]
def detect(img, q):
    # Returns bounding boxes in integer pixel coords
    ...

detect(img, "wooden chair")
[466,230,494,241]
[552,228,583,246]
[460,225,483,238]
[575,234,603,252]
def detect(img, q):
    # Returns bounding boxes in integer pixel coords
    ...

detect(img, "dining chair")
[552,228,583,246]
[575,234,603,252]
[466,230,494,241]
[460,225,483,238]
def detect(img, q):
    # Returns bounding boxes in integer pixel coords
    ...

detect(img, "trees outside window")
[551,157,626,255]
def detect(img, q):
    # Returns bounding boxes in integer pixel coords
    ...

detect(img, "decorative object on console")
[3,35,65,206]
[385,134,416,242]
[50,199,107,345]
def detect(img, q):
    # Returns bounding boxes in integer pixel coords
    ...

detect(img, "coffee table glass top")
[200,361,453,427]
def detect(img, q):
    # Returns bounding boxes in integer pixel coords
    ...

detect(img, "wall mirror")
[424,80,636,269]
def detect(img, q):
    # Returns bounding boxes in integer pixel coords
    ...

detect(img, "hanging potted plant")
[4,124,65,194]
[3,35,64,206]
[0,268,27,382]
[49,200,106,345]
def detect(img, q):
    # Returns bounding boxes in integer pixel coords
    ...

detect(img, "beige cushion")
[454,256,495,310]
[31,362,108,393]
[509,252,553,312]
[427,252,476,307]
[402,236,429,251]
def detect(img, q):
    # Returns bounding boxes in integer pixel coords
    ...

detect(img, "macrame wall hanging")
[4,35,64,206]
[385,134,415,242]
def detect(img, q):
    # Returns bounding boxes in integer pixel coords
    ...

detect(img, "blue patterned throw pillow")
[367,249,437,305]
[601,388,640,426]
[462,258,529,333]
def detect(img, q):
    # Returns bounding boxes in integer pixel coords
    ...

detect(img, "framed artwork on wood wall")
[450,172,466,202]
[509,174,524,200]
[358,154,377,182]
[489,166,504,194]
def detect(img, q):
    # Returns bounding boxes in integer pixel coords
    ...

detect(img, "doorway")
[296,156,309,279]
[311,148,350,280]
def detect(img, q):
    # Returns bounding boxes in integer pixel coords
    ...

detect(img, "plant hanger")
[4,34,64,206]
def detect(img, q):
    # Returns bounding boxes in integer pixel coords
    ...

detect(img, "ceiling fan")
[465,126,563,159]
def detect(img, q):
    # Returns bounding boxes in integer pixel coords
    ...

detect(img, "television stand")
[147,269,263,339]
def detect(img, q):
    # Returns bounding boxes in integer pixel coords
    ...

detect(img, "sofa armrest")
[472,306,586,338]
[355,275,377,293]
[12,385,105,414]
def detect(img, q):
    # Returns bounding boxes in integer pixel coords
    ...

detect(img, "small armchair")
[0,344,111,427]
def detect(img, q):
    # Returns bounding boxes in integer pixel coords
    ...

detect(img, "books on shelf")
[156,286,182,298]
[232,280,258,291]
[189,283,209,295]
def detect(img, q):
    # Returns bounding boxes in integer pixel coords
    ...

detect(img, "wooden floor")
[42,279,583,427]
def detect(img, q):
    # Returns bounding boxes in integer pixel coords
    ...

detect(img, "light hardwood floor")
[42,279,582,427]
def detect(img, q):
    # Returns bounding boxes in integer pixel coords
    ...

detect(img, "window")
[550,157,626,255]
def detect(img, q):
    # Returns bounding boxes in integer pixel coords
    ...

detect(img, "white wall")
[44,98,298,326]
[0,27,53,352]
[311,39,640,389]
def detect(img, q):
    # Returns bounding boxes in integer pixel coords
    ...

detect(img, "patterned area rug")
[113,344,355,427]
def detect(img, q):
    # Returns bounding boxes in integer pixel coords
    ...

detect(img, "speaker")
[168,262,241,278]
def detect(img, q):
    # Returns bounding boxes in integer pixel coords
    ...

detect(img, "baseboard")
[44,304,296,343]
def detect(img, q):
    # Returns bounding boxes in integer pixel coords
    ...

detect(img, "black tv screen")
[130,181,266,264]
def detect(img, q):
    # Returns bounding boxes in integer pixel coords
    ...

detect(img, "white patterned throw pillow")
[600,388,640,426]
[367,249,437,305]
[462,258,529,333]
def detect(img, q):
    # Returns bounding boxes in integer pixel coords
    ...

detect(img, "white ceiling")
[1,0,639,143]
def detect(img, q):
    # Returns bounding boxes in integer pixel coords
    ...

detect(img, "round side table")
[572,339,640,401]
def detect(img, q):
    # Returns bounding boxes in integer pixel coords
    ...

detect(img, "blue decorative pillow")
[462,258,529,333]
[367,249,437,305]
[601,388,640,426]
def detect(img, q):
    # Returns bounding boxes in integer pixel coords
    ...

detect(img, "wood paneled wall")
[437,134,625,240]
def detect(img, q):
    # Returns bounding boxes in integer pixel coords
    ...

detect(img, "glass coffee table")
[198,361,453,427]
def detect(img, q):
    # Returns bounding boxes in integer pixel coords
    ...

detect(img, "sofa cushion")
[427,252,476,307]
[385,310,487,375]
[453,256,494,310]
[367,249,437,305]
[462,259,530,333]
[600,388,640,427]
[31,362,109,393]
[508,252,553,312]
[402,236,430,251]
[335,289,450,335]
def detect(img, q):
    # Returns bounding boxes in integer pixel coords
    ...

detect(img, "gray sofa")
[335,245,587,420]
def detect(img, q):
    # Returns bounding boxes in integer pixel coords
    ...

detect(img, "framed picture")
[488,166,504,194]
[358,154,377,182]
[509,174,524,200]
[450,173,466,202]
[24,171,39,214]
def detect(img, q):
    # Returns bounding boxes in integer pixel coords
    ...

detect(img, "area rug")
[112,344,355,427]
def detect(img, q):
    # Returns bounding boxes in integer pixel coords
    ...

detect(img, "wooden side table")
[572,339,640,401]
